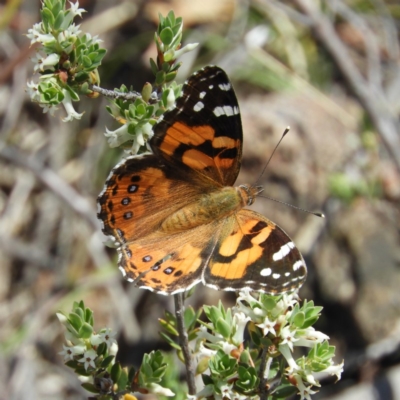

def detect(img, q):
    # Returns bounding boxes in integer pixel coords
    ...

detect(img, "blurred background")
[1,0,400,399]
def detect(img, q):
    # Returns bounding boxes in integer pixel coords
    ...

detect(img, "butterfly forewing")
[151,66,243,186]
[98,154,208,243]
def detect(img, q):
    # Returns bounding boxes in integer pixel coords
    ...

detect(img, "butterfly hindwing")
[204,210,307,294]
[151,66,243,186]
[117,221,223,294]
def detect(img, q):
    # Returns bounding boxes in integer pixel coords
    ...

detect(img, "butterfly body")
[98,66,307,295]
[160,184,257,233]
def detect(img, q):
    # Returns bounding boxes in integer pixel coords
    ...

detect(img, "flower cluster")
[179,291,344,400]
[57,300,174,399]
[27,0,106,121]
[104,10,198,154]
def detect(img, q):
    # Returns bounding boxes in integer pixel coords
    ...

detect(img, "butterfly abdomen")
[160,186,251,233]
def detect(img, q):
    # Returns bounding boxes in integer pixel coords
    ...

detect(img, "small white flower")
[59,345,75,362]
[147,383,175,397]
[280,326,299,351]
[27,23,55,46]
[196,341,217,358]
[232,312,250,345]
[32,53,60,72]
[66,23,82,37]
[90,328,117,349]
[293,374,317,400]
[131,130,144,154]
[62,89,83,121]
[78,349,97,370]
[256,316,277,337]
[69,1,86,18]
[104,124,131,147]
[220,342,238,356]
[108,341,119,357]
[26,81,40,102]
[278,343,299,373]
[320,361,344,381]
[295,328,329,348]
[58,343,86,362]
[166,88,176,110]
[39,103,59,116]
[173,42,199,59]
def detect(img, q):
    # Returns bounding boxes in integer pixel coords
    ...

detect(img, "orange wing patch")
[118,222,221,294]
[203,210,307,294]
[160,122,215,156]
[98,155,209,243]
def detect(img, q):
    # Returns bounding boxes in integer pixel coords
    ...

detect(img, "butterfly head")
[238,184,264,206]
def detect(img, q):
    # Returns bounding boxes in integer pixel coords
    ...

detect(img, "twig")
[174,293,197,395]
[258,346,272,400]
[89,84,159,103]
[292,0,400,172]
[0,144,98,230]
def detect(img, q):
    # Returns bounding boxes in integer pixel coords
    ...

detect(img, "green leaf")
[96,342,107,356]
[40,8,55,31]
[272,383,298,399]
[149,58,158,75]
[110,361,122,383]
[167,10,176,26]
[136,103,146,116]
[144,105,155,120]
[84,308,93,324]
[165,71,178,83]
[81,382,99,394]
[78,322,93,339]
[117,368,129,391]
[82,55,92,68]
[293,311,305,328]
[100,355,115,369]
[160,27,174,46]
[53,10,65,30]
[155,70,166,86]
[68,312,83,331]
[216,318,231,339]
[159,331,181,350]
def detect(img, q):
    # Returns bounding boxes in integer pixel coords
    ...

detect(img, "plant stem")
[174,293,196,395]
[259,346,272,400]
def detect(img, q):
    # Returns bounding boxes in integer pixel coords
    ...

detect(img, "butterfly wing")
[116,221,223,294]
[151,66,243,186]
[98,154,209,244]
[203,209,307,294]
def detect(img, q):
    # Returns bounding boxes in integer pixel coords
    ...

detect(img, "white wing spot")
[218,83,231,91]
[284,272,291,277]
[118,266,126,277]
[293,260,304,271]
[194,101,204,112]
[209,84,214,89]
[260,267,272,277]
[199,91,206,99]
[272,273,281,279]
[213,105,239,117]
[273,242,295,261]
[213,106,224,117]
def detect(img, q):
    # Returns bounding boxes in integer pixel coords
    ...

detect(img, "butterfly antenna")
[258,194,325,218]
[254,126,290,186]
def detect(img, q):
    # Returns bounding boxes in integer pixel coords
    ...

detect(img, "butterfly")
[97,66,307,295]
